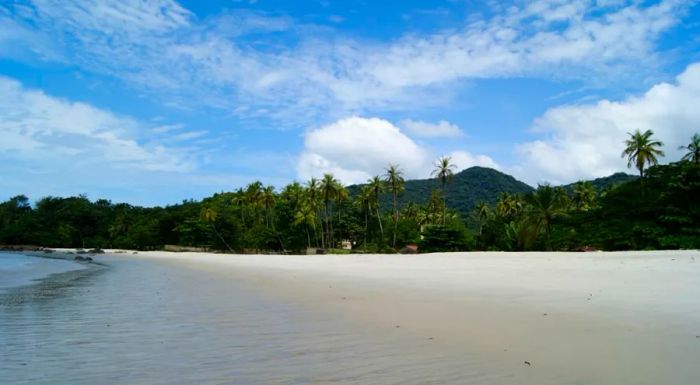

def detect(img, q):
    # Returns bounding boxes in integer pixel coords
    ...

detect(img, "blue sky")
[1,0,700,205]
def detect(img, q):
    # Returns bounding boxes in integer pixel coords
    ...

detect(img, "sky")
[1,0,700,206]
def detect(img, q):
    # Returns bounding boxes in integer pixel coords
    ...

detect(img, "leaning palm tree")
[431,156,456,224]
[679,133,700,165]
[200,207,234,252]
[384,164,405,248]
[368,176,386,243]
[622,129,665,178]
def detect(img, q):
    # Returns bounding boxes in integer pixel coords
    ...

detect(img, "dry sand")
[119,250,700,384]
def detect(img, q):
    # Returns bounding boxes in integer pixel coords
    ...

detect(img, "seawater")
[0,255,497,385]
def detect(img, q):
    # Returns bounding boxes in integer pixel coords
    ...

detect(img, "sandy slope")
[120,250,700,384]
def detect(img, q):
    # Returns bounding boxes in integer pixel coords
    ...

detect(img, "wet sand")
[126,249,700,385]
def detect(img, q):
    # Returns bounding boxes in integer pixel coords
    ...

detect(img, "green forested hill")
[348,166,535,216]
[563,172,638,192]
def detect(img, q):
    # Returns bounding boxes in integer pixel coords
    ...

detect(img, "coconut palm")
[431,156,456,224]
[475,202,491,236]
[621,129,665,178]
[679,133,700,165]
[261,186,276,229]
[334,180,348,246]
[320,173,339,248]
[571,181,597,211]
[524,185,568,250]
[293,201,316,249]
[384,164,405,247]
[368,176,386,242]
[306,178,322,246]
[355,185,374,250]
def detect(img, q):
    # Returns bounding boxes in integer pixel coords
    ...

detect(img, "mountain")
[563,172,638,192]
[348,167,535,216]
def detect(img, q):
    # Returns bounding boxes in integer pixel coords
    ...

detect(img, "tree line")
[1,131,698,253]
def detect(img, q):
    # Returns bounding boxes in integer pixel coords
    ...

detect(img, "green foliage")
[1,158,698,253]
[348,166,534,217]
[419,224,475,253]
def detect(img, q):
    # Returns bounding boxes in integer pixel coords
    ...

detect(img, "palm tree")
[261,186,276,229]
[524,185,568,250]
[571,181,596,211]
[475,202,491,236]
[384,164,405,248]
[244,181,264,224]
[200,207,234,252]
[320,173,339,249]
[293,201,316,249]
[334,180,348,247]
[368,176,385,243]
[679,133,700,164]
[306,178,322,247]
[356,185,373,250]
[431,156,456,224]
[622,129,665,178]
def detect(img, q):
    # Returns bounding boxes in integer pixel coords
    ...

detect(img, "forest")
[1,131,699,253]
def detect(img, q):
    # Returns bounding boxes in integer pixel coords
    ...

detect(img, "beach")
[3,249,700,384]
[126,249,700,384]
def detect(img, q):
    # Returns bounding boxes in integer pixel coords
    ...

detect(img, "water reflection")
[0,256,493,385]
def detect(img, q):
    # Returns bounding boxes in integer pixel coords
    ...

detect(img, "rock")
[74,256,86,261]
[87,248,104,254]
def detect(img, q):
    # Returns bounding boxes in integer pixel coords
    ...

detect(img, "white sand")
[117,250,700,384]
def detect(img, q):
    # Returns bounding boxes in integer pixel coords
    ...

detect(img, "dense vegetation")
[1,131,698,253]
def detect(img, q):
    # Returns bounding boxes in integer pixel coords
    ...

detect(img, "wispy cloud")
[0,76,196,173]
[3,0,692,127]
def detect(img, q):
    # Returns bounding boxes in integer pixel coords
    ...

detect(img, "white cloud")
[297,116,497,184]
[2,0,690,124]
[297,117,430,184]
[515,62,700,185]
[400,119,463,138]
[448,151,500,171]
[0,76,195,173]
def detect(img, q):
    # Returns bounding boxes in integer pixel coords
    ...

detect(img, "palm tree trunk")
[211,224,234,253]
[392,192,397,248]
[364,206,368,251]
[376,206,384,242]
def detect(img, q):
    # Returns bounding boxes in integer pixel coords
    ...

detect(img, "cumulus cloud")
[400,119,463,138]
[297,117,497,184]
[297,117,430,183]
[515,62,700,185]
[448,151,500,171]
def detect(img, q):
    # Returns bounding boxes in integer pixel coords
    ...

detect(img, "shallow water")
[0,256,504,385]
[0,252,86,291]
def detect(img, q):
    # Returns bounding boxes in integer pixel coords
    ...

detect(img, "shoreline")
[116,249,700,384]
[0,250,100,293]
